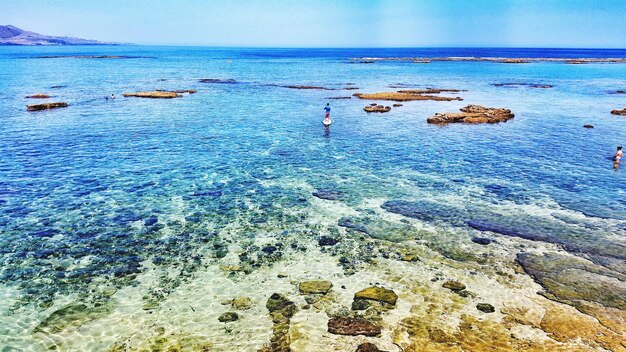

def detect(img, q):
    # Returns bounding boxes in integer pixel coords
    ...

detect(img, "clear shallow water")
[0,46,625,350]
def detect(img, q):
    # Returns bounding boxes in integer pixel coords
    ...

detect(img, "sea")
[0,46,625,351]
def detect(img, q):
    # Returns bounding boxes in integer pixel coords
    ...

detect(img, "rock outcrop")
[354,286,398,306]
[354,88,464,102]
[123,91,181,99]
[25,93,51,98]
[199,78,237,84]
[327,317,381,336]
[610,108,626,116]
[427,105,514,124]
[264,293,297,352]
[442,281,466,292]
[299,281,333,295]
[26,102,68,111]
[364,104,391,113]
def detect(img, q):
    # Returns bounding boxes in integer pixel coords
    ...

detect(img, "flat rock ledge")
[27,102,68,111]
[327,317,381,336]
[123,91,181,99]
[610,108,626,116]
[364,104,391,113]
[354,286,398,305]
[26,93,51,98]
[427,105,514,124]
[299,280,333,295]
[354,88,464,102]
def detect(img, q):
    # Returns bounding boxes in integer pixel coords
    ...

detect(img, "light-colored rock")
[298,280,333,295]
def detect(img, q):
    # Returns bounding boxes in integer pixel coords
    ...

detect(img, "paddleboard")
[323,118,332,126]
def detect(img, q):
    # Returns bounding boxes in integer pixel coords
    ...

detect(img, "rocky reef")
[123,91,181,99]
[354,88,464,102]
[611,108,626,116]
[26,102,68,111]
[199,78,238,84]
[492,83,553,88]
[364,104,391,113]
[427,105,514,124]
[25,93,51,98]
[327,317,381,336]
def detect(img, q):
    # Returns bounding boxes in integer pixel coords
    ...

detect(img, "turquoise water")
[1,46,626,350]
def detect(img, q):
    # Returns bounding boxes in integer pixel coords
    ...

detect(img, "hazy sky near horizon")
[3,0,626,47]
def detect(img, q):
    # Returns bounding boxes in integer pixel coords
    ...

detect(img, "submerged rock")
[442,281,466,292]
[299,280,333,295]
[26,102,68,111]
[199,78,237,84]
[354,286,398,305]
[338,217,369,234]
[218,312,239,322]
[327,317,381,336]
[364,104,391,113]
[351,299,371,311]
[492,83,553,88]
[427,105,514,124]
[392,103,403,107]
[583,124,594,128]
[266,293,296,318]
[281,85,333,90]
[611,108,626,116]
[471,237,492,245]
[312,189,345,200]
[123,91,181,98]
[34,302,113,334]
[356,343,385,352]
[265,293,297,352]
[354,88,464,102]
[318,236,339,247]
[25,93,51,98]
[516,252,626,310]
[476,303,495,313]
[231,297,253,310]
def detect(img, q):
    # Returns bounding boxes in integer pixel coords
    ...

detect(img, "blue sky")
[3,0,626,47]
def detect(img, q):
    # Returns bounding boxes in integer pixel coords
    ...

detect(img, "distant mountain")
[0,25,118,45]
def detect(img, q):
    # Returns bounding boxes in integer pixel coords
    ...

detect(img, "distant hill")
[0,25,117,45]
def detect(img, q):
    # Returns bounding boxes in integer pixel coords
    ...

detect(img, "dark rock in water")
[266,293,296,318]
[351,298,371,311]
[27,102,68,111]
[218,312,239,322]
[476,303,495,313]
[583,125,594,128]
[471,237,492,245]
[442,281,466,292]
[262,246,278,255]
[467,220,558,244]
[610,108,626,116]
[144,215,158,226]
[516,252,626,310]
[312,189,345,201]
[318,236,339,246]
[327,96,352,99]
[51,85,66,89]
[199,78,238,84]
[356,343,386,352]
[327,317,381,336]
[338,217,369,233]
[112,213,142,225]
[191,190,222,197]
[392,103,403,107]
[265,293,297,352]
[354,286,398,306]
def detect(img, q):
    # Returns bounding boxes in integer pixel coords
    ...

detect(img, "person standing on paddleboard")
[323,103,332,126]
